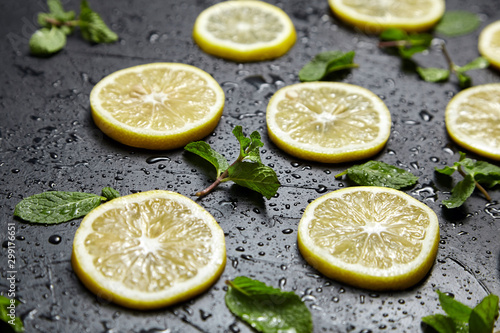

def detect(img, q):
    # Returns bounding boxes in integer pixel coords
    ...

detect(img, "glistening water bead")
[48,235,62,244]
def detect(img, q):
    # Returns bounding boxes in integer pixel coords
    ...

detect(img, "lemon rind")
[297,187,440,291]
[90,63,225,150]
[266,82,392,163]
[72,190,227,310]
[478,20,500,70]
[193,0,296,62]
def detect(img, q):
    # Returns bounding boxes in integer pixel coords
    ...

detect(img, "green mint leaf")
[417,67,450,82]
[101,187,120,200]
[232,126,263,162]
[225,276,313,333]
[435,164,459,176]
[14,191,105,224]
[0,297,24,332]
[436,290,472,322]
[47,0,76,22]
[185,141,229,177]
[335,161,418,189]
[398,33,433,58]
[469,294,499,333]
[435,11,481,37]
[299,50,358,82]
[227,162,280,199]
[29,27,66,56]
[457,72,472,88]
[79,0,118,43]
[457,57,490,73]
[457,156,500,188]
[442,174,476,208]
[380,28,408,41]
[421,314,457,333]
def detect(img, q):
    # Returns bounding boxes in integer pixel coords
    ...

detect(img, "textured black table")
[1,0,499,332]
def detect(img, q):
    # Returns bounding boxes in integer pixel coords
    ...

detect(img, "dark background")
[1,0,499,332]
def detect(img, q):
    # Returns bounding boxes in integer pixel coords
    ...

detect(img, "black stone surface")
[1,0,499,332]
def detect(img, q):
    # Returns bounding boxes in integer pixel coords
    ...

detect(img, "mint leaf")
[79,0,118,43]
[14,191,105,224]
[0,296,24,333]
[232,126,263,162]
[457,72,472,88]
[417,67,450,82]
[380,28,408,41]
[299,50,358,82]
[469,294,499,333]
[225,276,313,333]
[437,290,472,322]
[185,141,230,177]
[379,29,432,58]
[442,174,476,209]
[421,314,457,333]
[47,0,75,22]
[457,57,490,73]
[227,161,280,199]
[435,11,481,37]
[29,27,66,56]
[335,161,418,189]
[101,187,120,200]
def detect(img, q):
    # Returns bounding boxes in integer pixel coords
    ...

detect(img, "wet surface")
[1,0,500,332]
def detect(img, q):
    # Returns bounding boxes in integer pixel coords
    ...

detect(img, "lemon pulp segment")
[72,190,226,309]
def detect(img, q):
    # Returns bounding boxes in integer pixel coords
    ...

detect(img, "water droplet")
[146,156,171,164]
[279,278,286,288]
[16,235,25,241]
[282,228,293,234]
[48,235,62,245]
[241,254,253,261]
[315,185,328,193]
[235,246,244,252]
[332,296,339,303]
[200,309,212,320]
[419,110,433,122]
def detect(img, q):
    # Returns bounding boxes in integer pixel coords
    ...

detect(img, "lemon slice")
[479,20,500,70]
[72,190,226,310]
[193,0,296,62]
[328,0,445,33]
[445,83,500,161]
[266,82,392,163]
[298,187,439,291]
[90,63,225,150]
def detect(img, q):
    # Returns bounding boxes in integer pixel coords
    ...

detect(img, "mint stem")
[458,167,491,201]
[378,40,409,48]
[440,42,457,73]
[195,169,230,197]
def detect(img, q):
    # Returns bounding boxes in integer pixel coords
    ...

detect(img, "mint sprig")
[30,0,118,56]
[14,187,120,224]
[0,296,24,333]
[185,126,280,199]
[225,276,313,333]
[335,160,419,189]
[298,50,358,82]
[435,11,481,37]
[435,152,500,208]
[422,290,499,333]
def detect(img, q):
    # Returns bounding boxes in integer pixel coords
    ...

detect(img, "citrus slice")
[445,83,500,161]
[72,190,226,309]
[193,0,296,62]
[479,20,500,70]
[90,63,225,150]
[266,82,392,163]
[297,187,439,291]
[328,0,445,33]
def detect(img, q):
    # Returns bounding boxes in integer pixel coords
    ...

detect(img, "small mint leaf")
[435,11,481,37]
[47,0,76,22]
[185,141,229,177]
[469,294,499,333]
[442,174,476,208]
[336,161,418,189]
[421,314,457,333]
[380,28,408,41]
[14,191,105,224]
[227,162,280,199]
[299,50,357,82]
[417,67,450,82]
[457,72,472,88]
[436,290,472,322]
[101,187,120,200]
[457,57,490,73]
[79,0,118,43]
[29,27,66,56]
[225,276,313,333]
[435,164,459,176]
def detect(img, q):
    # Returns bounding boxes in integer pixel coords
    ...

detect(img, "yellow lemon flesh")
[193,0,296,62]
[445,83,500,161]
[90,63,225,150]
[298,187,439,291]
[266,82,391,163]
[479,20,500,70]
[72,190,226,310]
[328,0,445,33]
